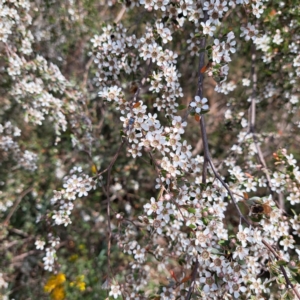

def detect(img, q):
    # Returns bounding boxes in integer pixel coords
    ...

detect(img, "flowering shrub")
[1,0,300,299]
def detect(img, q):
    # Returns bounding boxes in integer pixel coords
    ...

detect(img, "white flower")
[0,273,8,289]
[133,245,146,262]
[285,153,297,166]
[249,278,263,294]
[35,240,46,250]
[244,179,257,192]
[172,116,187,134]
[228,279,247,298]
[200,271,218,293]
[195,231,209,247]
[109,284,122,299]
[233,245,249,260]
[280,237,295,251]
[153,0,169,11]
[160,287,175,300]
[254,34,271,52]
[151,218,166,234]
[157,202,174,223]
[236,225,253,247]
[240,22,258,41]
[190,96,209,114]
[242,78,251,86]
[273,29,283,45]
[252,3,264,18]
[144,197,163,215]
[99,85,122,102]
[287,193,300,205]
[241,118,248,128]
[156,23,172,44]
[201,20,216,36]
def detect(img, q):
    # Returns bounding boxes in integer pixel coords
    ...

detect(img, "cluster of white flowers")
[109,96,300,297]
[7,55,73,136]
[41,235,60,272]
[156,22,173,44]
[84,1,300,298]
[0,0,32,52]
[2,0,82,141]
[36,167,96,271]
[50,167,96,227]
[0,122,38,172]
[215,80,237,94]
[18,0,299,298]
[293,54,300,77]
[113,126,300,298]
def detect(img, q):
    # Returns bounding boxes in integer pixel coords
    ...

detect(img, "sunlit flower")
[190,96,209,114]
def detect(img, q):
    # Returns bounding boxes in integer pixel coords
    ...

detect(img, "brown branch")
[106,140,125,274]
[131,59,152,107]
[114,6,127,23]
[183,16,300,299]
[248,45,276,202]
[81,56,94,90]
[186,12,208,300]
[11,250,37,263]
[208,159,250,225]
[248,45,300,300]
[3,186,33,227]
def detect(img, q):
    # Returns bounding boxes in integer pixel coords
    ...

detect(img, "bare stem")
[186,12,208,300]
[3,186,33,226]
[249,45,275,201]
[102,140,125,275]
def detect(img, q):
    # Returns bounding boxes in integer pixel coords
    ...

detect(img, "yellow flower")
[91,164,97,174]
[70,275,86,291]
[44,273,66,300]
[76,281,86,291]
[78,244,85,250]
[44,279,57,294]
[68,254,78,262]
[55,273,66,285]
[51,286,65,300]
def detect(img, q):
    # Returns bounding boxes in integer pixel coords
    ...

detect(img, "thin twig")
[186,12,208,300]
[3,186,33,226]
[248,45,299,299]
[12,250,37,263]
[114,6,126,23]
[102,140,126,275]
[249,45,276,202]
[132,59,152,106]
[81,56,94,90]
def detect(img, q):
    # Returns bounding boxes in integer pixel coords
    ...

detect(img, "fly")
[126,116,135,132]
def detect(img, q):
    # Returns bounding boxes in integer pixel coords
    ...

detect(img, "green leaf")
[210,247,221,254]
[293,274,300,284]
[218,239,228,246]
[178,257,186,265]
[203,218,209,225]
[177,104,187,110]
[187,207,196,214]
[277,260,288,266]
[200,110,209,115]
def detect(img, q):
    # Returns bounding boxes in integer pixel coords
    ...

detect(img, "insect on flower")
[248,197,272,217]
[126,116,135,132]
[250,203,272,216]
